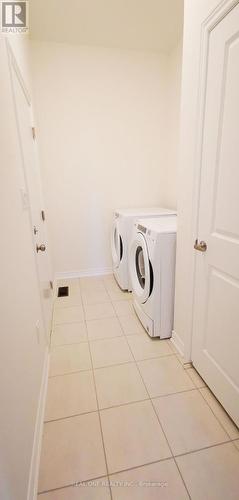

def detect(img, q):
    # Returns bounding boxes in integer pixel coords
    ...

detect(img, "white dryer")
[129,216,177,338]
[111,208,176,291]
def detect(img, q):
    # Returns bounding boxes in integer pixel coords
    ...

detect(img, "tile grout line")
[48,355,178,379]
[54,301,83,310]
[53,320,85,327]
[51,277,239,495]
[37,437,235,496]
[43,281,110,497]
[83,298,114,500]
[44,386,216,425]
[38,473,108,496]
[51,340,89,349]
[173,438,234,459]
[108,283,239,446]
[51,340,88,347]
[48,367,93,378]
[106,276,198,497]
[38,455,183,496]
[53,324,181,347]
[50,344,180,366]
[48,359,133,378]
[198,387,238,442]
[232,440,239,452]
[180,352,238,442]
[113,288,238,444]
[122,321,193,500]
[128,329,237,495]
[44,408,99,424]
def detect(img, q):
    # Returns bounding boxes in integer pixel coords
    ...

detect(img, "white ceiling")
[30,0,184,53]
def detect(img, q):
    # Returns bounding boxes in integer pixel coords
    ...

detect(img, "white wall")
[173,0,223,360]
[30,42,182,277]
[162,40,182,208]
[0,35,48,500]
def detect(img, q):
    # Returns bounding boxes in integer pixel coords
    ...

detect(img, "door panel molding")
[187,0,239,360]
[191,0,239,425]
[6,39,31,106]
[6,39,53,344]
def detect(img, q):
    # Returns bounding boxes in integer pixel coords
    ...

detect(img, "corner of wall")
[171,329,185,357]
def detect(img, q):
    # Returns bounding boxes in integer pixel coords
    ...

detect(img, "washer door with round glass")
[111,221,122,269]
[130,232,151,304]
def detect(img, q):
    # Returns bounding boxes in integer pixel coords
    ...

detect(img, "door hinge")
[41,210,46,221]
[32,127,36,140]
[50,281,53,290]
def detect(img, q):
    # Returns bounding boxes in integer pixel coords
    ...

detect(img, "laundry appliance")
[129,216,177,338]
[111,207,176,291]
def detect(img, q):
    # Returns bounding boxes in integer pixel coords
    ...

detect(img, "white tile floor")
[38,275,239,499]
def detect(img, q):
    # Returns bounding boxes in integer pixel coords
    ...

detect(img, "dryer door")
[111,220,122,269]
[130,232,151,304]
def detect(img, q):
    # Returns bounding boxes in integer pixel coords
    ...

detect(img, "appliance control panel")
[137,224,147,233]
[137,224,152,237]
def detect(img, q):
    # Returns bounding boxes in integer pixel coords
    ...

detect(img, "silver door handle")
[194,239,207,252]
[36,244,46,253]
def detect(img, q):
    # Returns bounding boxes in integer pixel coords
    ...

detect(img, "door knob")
[36,244,46,253]
[194,239,207,252]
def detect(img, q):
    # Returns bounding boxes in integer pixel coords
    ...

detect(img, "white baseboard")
[55,267,113,281]
[27,348,49,500]
[171,330,185,357]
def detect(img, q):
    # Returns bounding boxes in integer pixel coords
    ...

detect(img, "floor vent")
[58,286,69,297]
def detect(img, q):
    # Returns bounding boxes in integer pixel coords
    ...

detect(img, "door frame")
[178,0,239,362]
[6,39,53,344]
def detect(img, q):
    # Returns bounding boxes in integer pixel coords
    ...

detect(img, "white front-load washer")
[129,216,177,338]
[111,208,177,291]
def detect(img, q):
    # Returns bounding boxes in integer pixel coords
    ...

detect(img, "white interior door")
[9,48,53,342]
[192,3,239,426]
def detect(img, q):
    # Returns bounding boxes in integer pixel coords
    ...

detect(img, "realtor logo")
[1,1,29,33]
